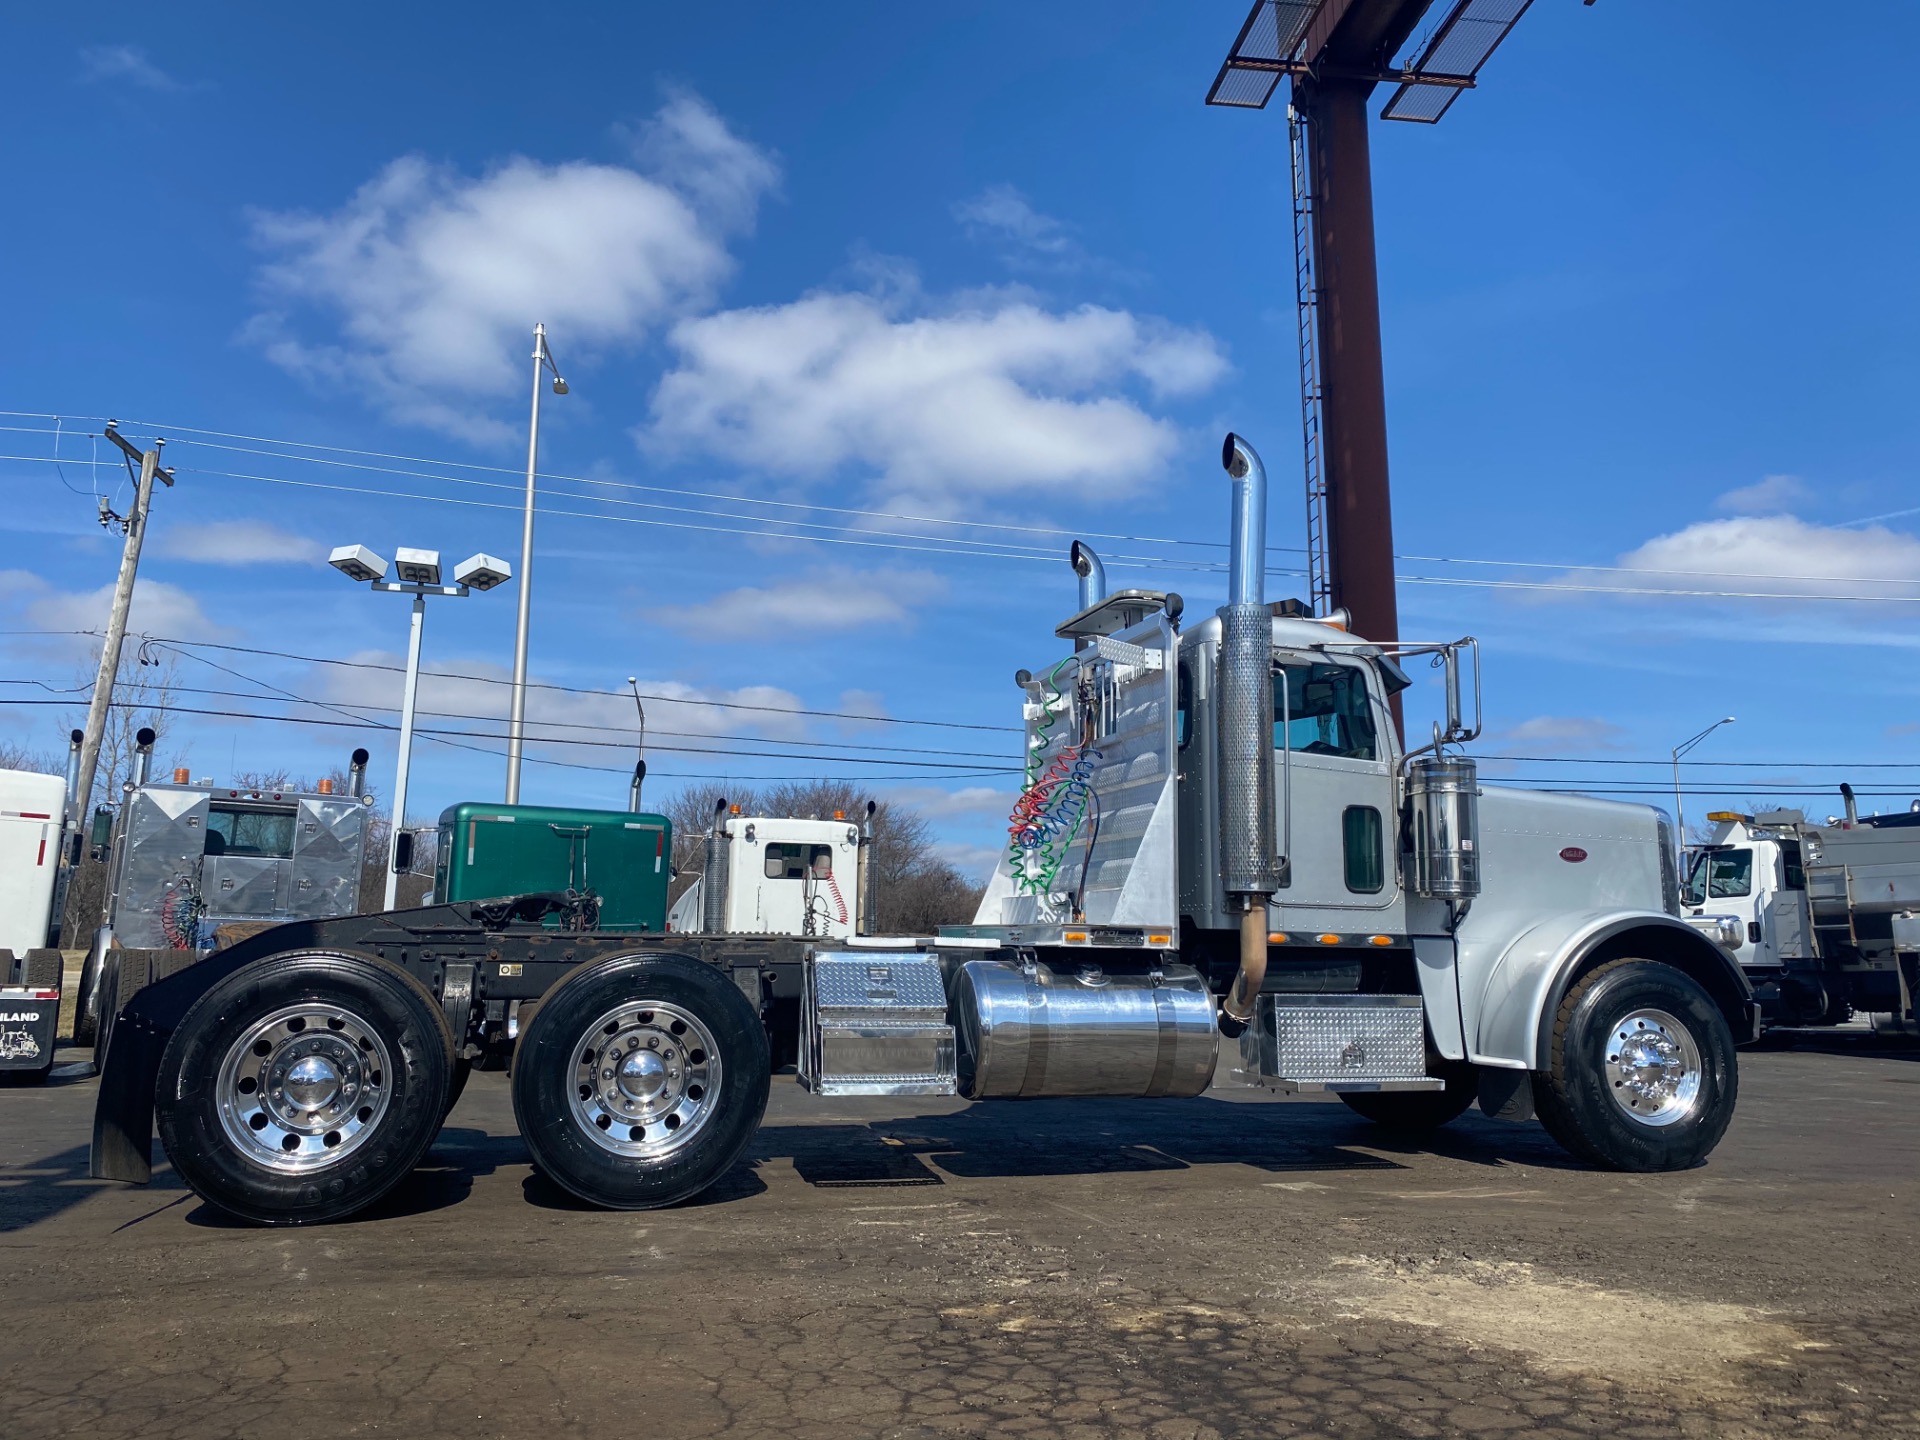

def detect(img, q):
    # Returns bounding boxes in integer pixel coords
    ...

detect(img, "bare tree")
[64,643,182,813]
[0,739,59,774]
[663,783,758,907]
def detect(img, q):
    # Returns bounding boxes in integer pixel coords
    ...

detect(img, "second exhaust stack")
[1217,433,1280,1026]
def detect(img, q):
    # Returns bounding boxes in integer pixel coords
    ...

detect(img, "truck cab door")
[1270,655,1404,937]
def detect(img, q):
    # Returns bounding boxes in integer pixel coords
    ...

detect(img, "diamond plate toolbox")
[1238,994,1438,1092]
[800,952,957,1097]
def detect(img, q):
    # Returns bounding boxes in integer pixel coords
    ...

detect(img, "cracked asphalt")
[3,1030,1918,1439]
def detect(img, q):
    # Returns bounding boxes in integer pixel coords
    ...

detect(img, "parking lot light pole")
[506,322,569,805]
[1671,716,1736,873]
[330,545,514,908]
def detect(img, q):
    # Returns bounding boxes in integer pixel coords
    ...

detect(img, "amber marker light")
[1316,933,1342,945]
[1368,935,1393,947]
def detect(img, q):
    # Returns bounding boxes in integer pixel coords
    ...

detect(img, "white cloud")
[0,570,232,647]
[646,288,1227,513]
[1490,716,1630,753]
[249,93,775,435]
[1715,474,1813,515]
[79,45,183,92]
[955,184,1079,264]
[655,567,946,640]
[154,519,325,567]
[308,653,825,766]
[1572,515,1920,604]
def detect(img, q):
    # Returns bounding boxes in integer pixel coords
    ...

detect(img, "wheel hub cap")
[284,1054,344,1110]
[215,1004,394,1172]
[569,1000,721,1159]
[1603,1007,1703,1127]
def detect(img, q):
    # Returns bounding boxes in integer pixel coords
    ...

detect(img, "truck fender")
[88,932,306,1184]
[1472,910,1754,1072]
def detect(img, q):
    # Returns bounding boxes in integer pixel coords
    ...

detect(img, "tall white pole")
[505,323,545,804]
[387,592,427,910]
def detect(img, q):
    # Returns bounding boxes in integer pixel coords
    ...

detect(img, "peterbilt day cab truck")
[1683,796,1920,1030]
[89,434,1751,1226]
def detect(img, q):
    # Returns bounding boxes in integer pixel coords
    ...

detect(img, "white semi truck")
[668,808,870,941]
[89,433,1750,1226]
[1683,792,1920,1030]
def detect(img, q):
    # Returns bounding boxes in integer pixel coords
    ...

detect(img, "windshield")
[1683,847,1752,904]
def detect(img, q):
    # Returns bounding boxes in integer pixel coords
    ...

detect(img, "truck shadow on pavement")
[752,1097,1586,1189]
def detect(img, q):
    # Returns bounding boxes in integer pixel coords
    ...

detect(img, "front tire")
[155,950,454,1225]
[512,953,769,1210]
[1534,958,1737,1171]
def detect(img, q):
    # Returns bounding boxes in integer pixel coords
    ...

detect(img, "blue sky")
[4,2,1919,873]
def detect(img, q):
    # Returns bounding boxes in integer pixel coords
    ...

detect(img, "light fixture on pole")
[505,322,568,805]
[1671,716,1736,872]
[331,543,513,909]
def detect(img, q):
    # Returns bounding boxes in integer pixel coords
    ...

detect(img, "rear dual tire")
[511,953,768,1210]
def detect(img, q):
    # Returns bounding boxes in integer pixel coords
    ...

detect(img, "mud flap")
[91,1008,164,1182]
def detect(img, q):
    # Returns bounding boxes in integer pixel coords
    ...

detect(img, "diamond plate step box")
[799,951,957,1097]
[1237,993,1443,1093]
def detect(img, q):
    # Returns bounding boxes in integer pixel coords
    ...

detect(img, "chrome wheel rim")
[1604,1007,1703,1127]
[568,1000,721,1159]
[216,1003,394,1172]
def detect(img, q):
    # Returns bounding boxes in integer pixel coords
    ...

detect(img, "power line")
[9,413,1920,597]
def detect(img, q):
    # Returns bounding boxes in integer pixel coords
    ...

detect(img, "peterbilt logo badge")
[1559,847,1588,863]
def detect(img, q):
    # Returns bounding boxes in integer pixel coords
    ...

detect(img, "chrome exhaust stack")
[1069,540,1107,611]
[347,748,370,800]
[1217,433,1280,1028]
[131,728,156,790]
[701,798,731,934]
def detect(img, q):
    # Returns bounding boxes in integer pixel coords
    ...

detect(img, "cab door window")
[1274,663,1377,761]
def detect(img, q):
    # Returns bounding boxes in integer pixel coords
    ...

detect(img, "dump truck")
[89,432,1751,1226]
[1682,793,1920,1030]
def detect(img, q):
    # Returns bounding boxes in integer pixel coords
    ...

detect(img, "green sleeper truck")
[434,803,671,931]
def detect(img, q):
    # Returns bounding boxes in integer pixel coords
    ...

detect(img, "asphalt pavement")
[3,1032,1917,1439]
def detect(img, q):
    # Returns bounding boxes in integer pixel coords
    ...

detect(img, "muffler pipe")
[628,759,646,812]
[1841,782,1859,826]
[1217,433,1279,1028]
[62,727,83,821]
[858,799,878,935]
[701,798,730,934]
[131,727,156,789]
[347,748,370,800]
[1070,540,1107,612]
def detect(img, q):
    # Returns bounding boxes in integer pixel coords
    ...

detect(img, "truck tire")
[72,941,106,1048]
[512,952,769,1210]
[155,949,455,1226]
[23,948,64,991]
[1338,1060,1477,1130]
[1533,957,1737,1171]
[91,950,152,1072]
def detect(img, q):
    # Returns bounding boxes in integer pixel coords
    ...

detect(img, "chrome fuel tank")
[951,958,1217,1100]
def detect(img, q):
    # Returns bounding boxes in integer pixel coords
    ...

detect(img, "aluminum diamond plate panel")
[1240,994,1430,1085]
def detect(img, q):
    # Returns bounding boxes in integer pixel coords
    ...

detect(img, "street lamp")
[330,543,513,908]
[1671,716,1736,872]
[506,321,569,804]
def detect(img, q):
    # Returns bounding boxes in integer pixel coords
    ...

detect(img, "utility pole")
[66,422,173,850]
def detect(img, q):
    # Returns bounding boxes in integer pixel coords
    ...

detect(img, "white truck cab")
[669,812,865,939]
